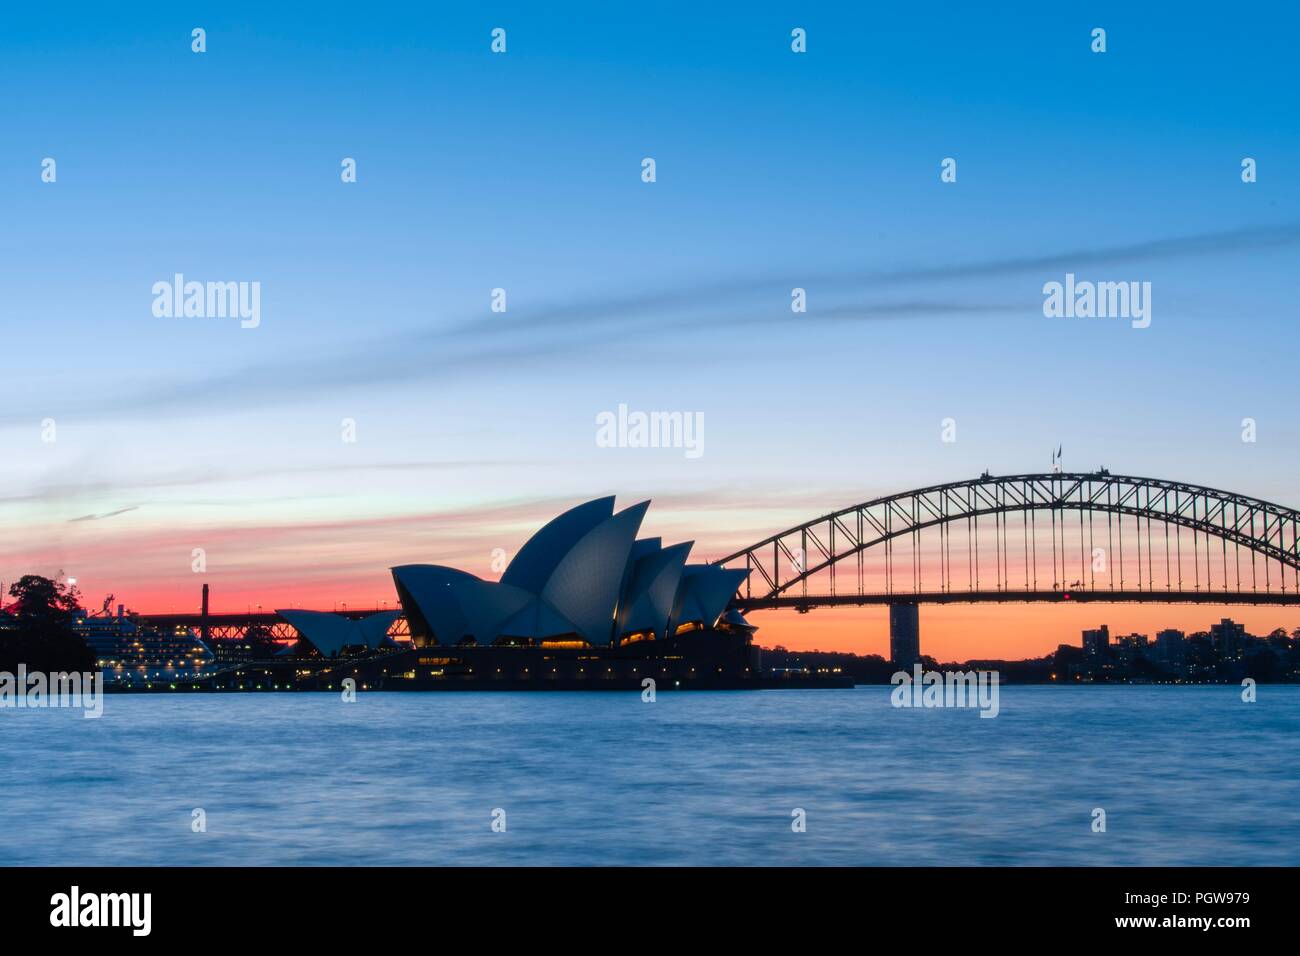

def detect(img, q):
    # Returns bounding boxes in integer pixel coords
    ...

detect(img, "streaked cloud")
[67,506,139,522]
[6,223,1295,427]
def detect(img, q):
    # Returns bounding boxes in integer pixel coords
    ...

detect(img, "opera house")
[224,497,850,690]
[392,497,750,649]
[277,608,401,658]
[334,496,765,688]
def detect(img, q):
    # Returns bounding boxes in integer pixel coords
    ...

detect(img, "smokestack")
[201,583,210,645]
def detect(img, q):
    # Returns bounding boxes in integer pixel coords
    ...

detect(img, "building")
[889,603,921,669]
[1154,628,1186,669]
[1082,625,1110,658]
[204,628,287,666]
[278,609,400,658]
[392,496,749,648]
[1114,633,1147,665]
[1210,618,1246,661]
[182,498,857,690]
[309,496,778,689]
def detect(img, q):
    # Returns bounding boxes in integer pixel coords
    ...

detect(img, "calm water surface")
[3,686,1297,865]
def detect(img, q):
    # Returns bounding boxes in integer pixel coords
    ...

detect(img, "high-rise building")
[1155,628,1186,667]
[1113,632,1147,665]
[889,603,921,669]
[1082,625,1110,658]
[1210,618,1246,661]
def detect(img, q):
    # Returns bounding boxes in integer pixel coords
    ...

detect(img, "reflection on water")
[2,686,1297,865]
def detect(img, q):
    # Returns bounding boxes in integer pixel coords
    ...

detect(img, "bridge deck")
[734,589,1300,610]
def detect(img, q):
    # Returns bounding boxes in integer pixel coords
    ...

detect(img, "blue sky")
[2,2,1298,651]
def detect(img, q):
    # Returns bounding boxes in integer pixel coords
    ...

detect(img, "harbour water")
[4,686,1297,866]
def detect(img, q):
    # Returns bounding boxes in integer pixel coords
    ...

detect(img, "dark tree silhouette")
[1,575,94,673]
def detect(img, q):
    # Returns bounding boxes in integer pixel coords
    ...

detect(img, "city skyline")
[7,477,1300,662]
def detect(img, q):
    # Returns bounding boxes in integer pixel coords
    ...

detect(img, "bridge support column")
[889,602,920,670]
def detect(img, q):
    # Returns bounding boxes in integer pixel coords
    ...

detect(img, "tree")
[7,574,82,620]
[1,575,94,672]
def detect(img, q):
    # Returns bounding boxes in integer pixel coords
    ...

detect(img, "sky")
[2,2,1298,660]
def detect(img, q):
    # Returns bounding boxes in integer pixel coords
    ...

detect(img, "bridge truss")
[140,609,410,643]
[718,472,1300,610]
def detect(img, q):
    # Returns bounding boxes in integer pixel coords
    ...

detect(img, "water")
[3,686,1297,866]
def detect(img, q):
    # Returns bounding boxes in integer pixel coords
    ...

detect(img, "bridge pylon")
[889,602,921,670]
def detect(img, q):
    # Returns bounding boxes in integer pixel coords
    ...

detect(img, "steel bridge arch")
[717,472,1300,604]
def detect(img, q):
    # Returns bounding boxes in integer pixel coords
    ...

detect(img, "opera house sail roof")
[392,498,750,647]
[277,608,400,658]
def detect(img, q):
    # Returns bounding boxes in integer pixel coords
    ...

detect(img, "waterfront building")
[260,496,788,689]
[392,497,749,648]
[278,609,400,658]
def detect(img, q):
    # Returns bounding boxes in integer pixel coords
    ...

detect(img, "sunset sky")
[2,3,1298,659]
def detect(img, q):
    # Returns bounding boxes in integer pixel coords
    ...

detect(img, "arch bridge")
[717,472,1300,611]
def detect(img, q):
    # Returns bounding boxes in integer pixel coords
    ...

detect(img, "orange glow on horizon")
[6,495,1298,663]
[747,603,1296,661]
[69,576,1300,664]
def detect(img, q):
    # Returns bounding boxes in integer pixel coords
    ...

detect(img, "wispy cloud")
[67,506,140,522]
[7,222,1296,427]
[0,458,530,509]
